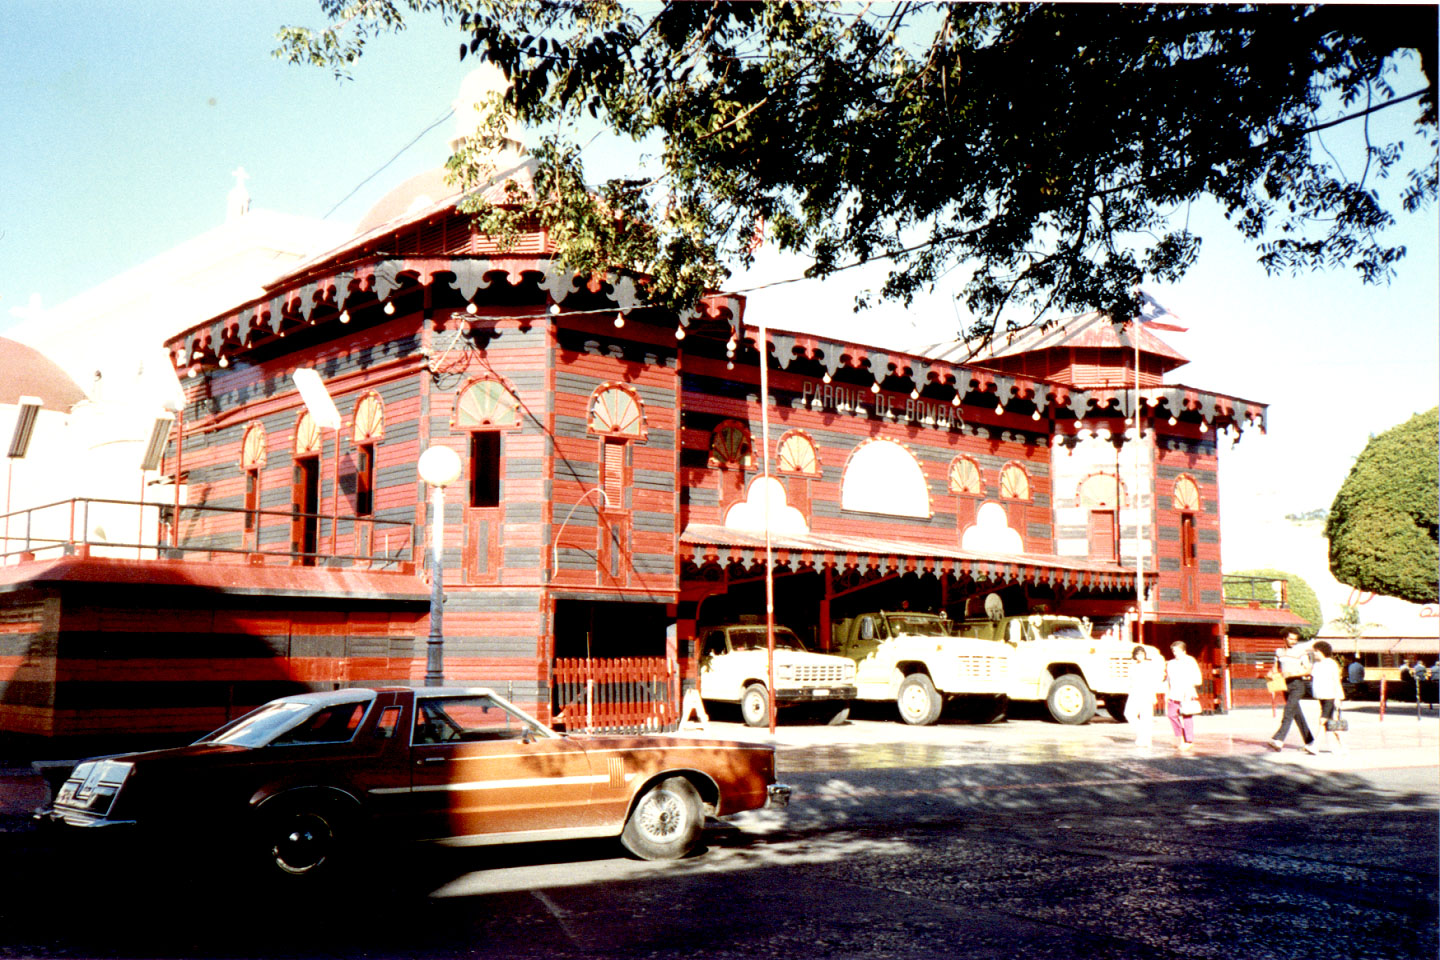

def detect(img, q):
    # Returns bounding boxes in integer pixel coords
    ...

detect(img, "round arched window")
[948,457,982,495]
[454,379,520,429]
[589,385,645,438]
[841,439,931,518]
[709,421,753,467]
[999,464,1030,500]
[1173,476,1201,511]
[777,431,819,475]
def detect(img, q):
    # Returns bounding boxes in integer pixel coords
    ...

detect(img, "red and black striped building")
[0,170,1284,743]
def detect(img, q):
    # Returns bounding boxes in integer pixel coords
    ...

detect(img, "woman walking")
[1164,641,1203,751]
[1124,644,1166,749]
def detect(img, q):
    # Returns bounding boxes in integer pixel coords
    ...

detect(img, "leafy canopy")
[1325,408,1439,604]
[1223,568,1322,638]
[277,2,1438,338]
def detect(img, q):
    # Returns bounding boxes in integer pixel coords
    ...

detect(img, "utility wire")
[324,108,456,219]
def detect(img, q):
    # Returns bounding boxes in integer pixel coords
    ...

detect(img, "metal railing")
[1221,574,1291,609]
[0,497,417,570]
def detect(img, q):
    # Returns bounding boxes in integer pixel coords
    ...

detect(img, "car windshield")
[729,628,809,652]
[198,702,312,747]
[198,699,371,748]
[885,615,953,637]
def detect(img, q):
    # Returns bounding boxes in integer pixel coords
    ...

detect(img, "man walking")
[1268,630,1318,755]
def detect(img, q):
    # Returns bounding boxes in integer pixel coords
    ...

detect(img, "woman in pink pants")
[1164,640,1202,750]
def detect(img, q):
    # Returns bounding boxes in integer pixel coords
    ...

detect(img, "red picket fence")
[551,657,678,734]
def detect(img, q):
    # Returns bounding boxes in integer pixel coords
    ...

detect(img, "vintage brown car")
[38,686,789,877]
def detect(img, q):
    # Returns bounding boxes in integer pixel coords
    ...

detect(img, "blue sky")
[3,3,1436,543]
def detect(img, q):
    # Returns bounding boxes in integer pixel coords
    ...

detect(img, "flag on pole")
[1136,290,1188,332]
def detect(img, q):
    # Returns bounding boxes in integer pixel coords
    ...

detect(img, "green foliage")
[276,2,1439,333]
[1327,604,1380,639]
[1223,568,1322,638]
[1325,408,1440,603]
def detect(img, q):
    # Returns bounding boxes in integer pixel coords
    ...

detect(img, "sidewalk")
[3,704,1434,832]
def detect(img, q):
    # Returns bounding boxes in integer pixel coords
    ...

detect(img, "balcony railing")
[1221,574,1291,609]
[1,497,417,571]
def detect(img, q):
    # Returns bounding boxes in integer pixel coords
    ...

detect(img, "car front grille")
[794,664,853,682]
[955,656,1008,680]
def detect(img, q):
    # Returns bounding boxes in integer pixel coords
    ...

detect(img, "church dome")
[0,337,87,411]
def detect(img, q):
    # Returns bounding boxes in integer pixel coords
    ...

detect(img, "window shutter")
[604,440,625,508]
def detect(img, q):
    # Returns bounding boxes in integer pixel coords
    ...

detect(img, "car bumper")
[774,685,856,702]
[766,783,792,808]
[34,808,138,831]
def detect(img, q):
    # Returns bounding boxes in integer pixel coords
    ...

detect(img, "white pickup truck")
[953,613,1133,724]
[697,623,857,727]
[832,611,1011,725]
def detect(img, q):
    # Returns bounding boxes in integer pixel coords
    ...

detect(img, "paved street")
[0,705,1435,959]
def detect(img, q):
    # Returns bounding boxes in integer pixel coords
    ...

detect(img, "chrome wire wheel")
[634,786,686,844]
[621,777,702,860]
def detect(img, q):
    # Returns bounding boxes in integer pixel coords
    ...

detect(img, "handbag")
[1180,698,1201,716]
[1324,706,1349,733]
[1265,671,1287,694]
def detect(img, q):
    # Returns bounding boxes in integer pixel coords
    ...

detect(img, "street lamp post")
[418,445,463,687]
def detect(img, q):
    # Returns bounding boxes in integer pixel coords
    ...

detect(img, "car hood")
[723,649,850,666]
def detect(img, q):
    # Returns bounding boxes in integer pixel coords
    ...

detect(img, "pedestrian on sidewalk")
[1164,641,1202,751]
[1268,630,1319,755]
[1310,640,1348,754]
[1125,644,1165,749]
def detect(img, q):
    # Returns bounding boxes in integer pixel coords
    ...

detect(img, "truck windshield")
[1035,619,1091,640]
[730,628,809,651]
[884,615,953,637]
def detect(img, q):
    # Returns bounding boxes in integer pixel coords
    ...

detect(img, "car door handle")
[418,756,447,766]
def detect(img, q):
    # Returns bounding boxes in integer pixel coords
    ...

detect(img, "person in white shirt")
[1309,640,1347,754]
[1124,644,1165,749]
[1164,641,1203,751]
[1269,630,1319,754]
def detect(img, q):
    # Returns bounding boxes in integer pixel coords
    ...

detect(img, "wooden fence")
[552,657,678,734]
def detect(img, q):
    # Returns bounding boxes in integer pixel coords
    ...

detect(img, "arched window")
[709,420,753,467]
[1078,473,1124,508]
[353,392,385,443]
[241,423,266,536]
[352,393,385,518]
[841,438,931,518]
[948,456,982,495]
[589,384,645,438]
[776,431,819,475]
[1173,475,1201,511]
[454,378,520,429]
[999,463,1030,501]
[295,412,322,457]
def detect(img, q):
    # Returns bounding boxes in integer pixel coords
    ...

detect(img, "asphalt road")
[2,757,1435,959]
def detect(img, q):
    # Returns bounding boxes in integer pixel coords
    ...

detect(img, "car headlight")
[776,665,795,682]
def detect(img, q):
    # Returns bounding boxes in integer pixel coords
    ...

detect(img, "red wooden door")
[1087,510,1117,561]
[291,458,319,566]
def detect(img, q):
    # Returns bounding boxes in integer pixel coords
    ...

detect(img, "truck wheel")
[897,674,943,726]
[1046,674,1096,725]
[1105,695,1129,722]
[740,684,771,727]
[621,777,703,860]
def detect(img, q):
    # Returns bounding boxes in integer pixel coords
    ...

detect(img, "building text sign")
[800,379,962,430]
